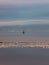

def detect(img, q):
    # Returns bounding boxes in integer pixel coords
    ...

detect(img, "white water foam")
[0,19,49,26]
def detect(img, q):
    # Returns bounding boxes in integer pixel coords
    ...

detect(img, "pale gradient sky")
[0,0,49,5]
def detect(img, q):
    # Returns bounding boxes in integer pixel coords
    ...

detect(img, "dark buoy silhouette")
[22,30,25,34]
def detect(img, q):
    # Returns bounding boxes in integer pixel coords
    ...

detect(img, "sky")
[0,0,49,5]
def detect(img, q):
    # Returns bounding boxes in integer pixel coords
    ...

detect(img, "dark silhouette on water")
[22,30,25,34]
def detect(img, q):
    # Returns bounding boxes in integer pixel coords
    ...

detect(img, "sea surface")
[0,24,49,37]
[0,4,49,20]
[0,4,49,37]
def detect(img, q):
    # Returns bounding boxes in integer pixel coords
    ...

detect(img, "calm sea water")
[0,4,49,20]
[0,48,49,65]
[0,4,49,37]
[0,24,49,37]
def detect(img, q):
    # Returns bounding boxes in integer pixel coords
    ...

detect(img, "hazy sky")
[0,0,49,5]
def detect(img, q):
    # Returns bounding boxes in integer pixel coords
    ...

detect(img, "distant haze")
[0,0,49,5]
